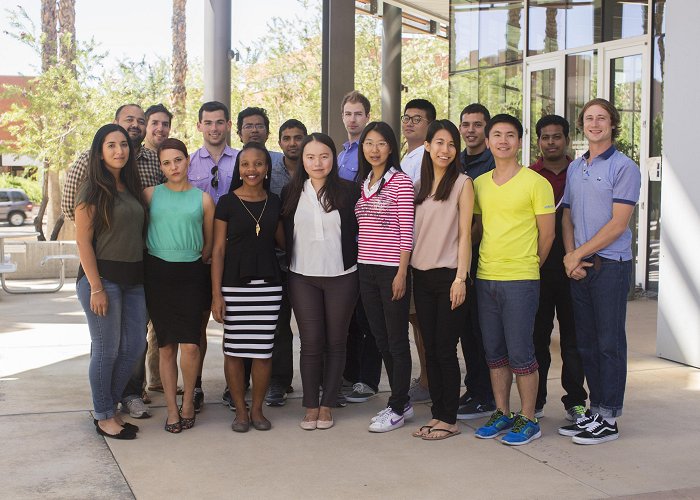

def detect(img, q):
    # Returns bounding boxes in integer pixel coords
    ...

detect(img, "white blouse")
[290,179,356,277]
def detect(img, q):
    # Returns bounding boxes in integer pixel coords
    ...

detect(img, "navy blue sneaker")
[474,410,515,439]
[501,414,542,446]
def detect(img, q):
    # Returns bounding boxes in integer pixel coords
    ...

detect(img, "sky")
[0,0,313,75]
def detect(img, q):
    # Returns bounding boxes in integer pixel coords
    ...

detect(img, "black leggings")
[289,271,359,408]
[413,268,467,424]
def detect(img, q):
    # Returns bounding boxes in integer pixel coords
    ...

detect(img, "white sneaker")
[370,403,413,423]
[369,408,405,433]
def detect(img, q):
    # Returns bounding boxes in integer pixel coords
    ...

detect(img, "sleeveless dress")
[144,184,208,346]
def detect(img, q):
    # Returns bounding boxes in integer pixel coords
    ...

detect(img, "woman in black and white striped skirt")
[211,142,282,433]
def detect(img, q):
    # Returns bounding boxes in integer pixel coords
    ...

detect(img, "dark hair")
[282,133,350,217]
[158,137,188,159]
[278,119,308,140]
[404,99,436,122]
[535,114,570,139]
[114,103,143,121]
[486,113,524,138]
[356,122,402,191]
[577,98,621,140]
[340,90,371,115]
[198,101,230,122]
[416,120,463,205]
[82,124,146,237]
[237,107,270,134]
[229,142,272,193]
[145,103,173,123]
[459,103,491,123]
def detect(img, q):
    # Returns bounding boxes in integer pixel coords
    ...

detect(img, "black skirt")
[145,254,208,346]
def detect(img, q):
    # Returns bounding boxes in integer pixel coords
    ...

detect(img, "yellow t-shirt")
[473,167,555,280]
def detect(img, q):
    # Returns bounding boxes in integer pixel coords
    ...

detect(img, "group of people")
[66,90,640,447]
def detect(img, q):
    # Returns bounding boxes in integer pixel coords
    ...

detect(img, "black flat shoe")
[95,424,136,440]
[93,418,139,433]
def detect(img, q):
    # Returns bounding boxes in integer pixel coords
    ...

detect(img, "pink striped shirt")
[355,168,415,266]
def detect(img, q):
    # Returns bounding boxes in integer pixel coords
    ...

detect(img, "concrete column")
[204,0,231,113]
[321,0,355,147]
[381,3,402,141]
[656,3,700,368]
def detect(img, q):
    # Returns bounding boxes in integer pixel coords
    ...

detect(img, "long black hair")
[229,142,272,193]
[81,124,146,236]
[415,120,463,205]
[282,133,350,216]
[355,121,402,194]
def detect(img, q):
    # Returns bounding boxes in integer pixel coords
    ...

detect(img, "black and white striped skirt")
[222,280,282,359]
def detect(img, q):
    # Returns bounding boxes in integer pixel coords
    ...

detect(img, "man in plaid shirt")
[61,103,164,222]
[62,103,164,419]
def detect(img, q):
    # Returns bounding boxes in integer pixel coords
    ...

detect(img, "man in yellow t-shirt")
[472,114,555,446]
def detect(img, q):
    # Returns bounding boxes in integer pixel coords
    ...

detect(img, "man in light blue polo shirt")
[559,98,641,445]
[337,91,371,181]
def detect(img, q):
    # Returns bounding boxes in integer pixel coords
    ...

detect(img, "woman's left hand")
[391,271,407,301]
[450,281,467,310]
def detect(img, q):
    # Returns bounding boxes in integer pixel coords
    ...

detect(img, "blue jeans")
[77,276,148,420]
[570,258,632,418]
[476,279,540,375]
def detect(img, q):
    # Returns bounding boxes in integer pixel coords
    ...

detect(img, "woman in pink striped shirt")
[354,121,415,433]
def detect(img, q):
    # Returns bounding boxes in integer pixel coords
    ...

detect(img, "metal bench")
[1,254,78,294]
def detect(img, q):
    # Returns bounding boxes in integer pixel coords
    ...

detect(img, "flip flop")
[422,428,461,441]
[412,425,433,438]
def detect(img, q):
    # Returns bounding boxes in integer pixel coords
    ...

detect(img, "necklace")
[236,195,268,237]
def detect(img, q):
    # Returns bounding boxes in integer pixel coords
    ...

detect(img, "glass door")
[524,56,565,166]
[602,43,650,290]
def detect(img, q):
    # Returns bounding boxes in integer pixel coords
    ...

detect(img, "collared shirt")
[460,147,495,181]
[62,145,163,221]
[188,145,238,205]
[529,156,572,205]
[400,145,425,184]
[561,145,641,261]
[270,153,293,196]
[290,179,354,277]
[337,140,360,181]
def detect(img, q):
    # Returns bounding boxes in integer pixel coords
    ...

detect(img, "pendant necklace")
[237,194,268,237]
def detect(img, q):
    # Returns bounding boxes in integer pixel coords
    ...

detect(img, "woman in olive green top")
[144,138,215,433]
[75,124,149,440]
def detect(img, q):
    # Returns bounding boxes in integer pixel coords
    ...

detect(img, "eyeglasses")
[362,140,389,150]
[241,123,267,131]
[401,115,424,125]
[211,165,219,188]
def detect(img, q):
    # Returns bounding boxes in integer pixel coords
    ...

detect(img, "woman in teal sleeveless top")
[144,138,215,434]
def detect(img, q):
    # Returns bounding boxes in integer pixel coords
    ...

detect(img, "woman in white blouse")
[280,133,361,430]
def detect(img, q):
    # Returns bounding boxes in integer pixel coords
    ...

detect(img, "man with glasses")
[236,106,284,165]
[400,98,435,183]
[189,101,238,412]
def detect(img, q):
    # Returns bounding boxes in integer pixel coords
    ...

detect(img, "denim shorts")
[476,279,539,375]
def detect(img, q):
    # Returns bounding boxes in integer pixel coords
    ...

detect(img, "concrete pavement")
[1,282,699,499]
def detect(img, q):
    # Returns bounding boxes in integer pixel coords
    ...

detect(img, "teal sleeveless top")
[147,184,204,262]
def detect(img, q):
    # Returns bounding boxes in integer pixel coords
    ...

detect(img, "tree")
[171,0,187,139]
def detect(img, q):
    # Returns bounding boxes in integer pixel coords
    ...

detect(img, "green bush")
[0,173,42,203]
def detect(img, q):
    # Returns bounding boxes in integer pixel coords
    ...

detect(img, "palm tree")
[172,0,187,135]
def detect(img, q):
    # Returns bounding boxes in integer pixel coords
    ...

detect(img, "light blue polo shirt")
[561,145,641,261]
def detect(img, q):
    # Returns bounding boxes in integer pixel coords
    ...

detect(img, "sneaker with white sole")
[558,411,599,436]
[572,418,619,445]
[193,388,204,413]
[407,383,431,404]
[565,405,587,422]
[346,382,377,403]
[370,402,414,423]
[534,407,544,419]
[122,398,151,419]
[457,399,496,420]
[368,408,405,433]
[265,384,287,407]
[501,414,542,446]
[474,410,515,439]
